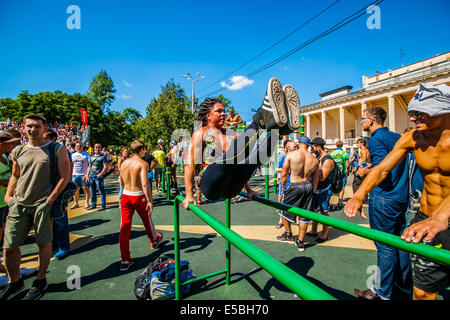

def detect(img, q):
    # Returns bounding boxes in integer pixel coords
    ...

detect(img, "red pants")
[119,192,156,261]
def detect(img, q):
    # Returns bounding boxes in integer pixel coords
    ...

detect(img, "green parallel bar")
[182,269,227,286]
[174,195,336,300]
[226,198,231,285]
[264,163,269,198]
[174,198,181,300]
[166,167,171,200]
[240,192,450,266]
[162,167,166,193]
[273,149,278,195]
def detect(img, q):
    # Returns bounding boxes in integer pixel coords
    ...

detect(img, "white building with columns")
[299,51,450,151]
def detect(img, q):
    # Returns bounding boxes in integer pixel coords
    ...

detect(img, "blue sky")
[1,0,449,122]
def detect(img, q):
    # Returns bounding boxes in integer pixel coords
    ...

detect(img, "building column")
[321,110,326,140]
[306,114,311,138]
[388,95,396,132]
[339,106,345,141]
[361,101,368,137]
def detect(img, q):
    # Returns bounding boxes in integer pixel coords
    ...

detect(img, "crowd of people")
[0,79,448,301]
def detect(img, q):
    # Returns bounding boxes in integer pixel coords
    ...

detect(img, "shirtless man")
[278,136,319,252]
[345,83,450,300]
[224,107,243,129]
[119,140,162,272]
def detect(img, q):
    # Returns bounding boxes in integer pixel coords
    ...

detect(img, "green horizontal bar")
[182,269,227,286]
[175,195,335,300]
[240,192,450,266]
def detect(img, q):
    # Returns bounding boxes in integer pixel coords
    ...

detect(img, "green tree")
[135,79,194,150]
[87,70,116,113]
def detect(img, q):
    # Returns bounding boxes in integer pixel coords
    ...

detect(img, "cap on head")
[408,83,450,117]
[311,137,326,146]
[298,136,311,146]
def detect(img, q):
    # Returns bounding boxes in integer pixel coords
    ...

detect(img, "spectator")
[349,148,359,174]
[141,146,158,193]
[224,106,243,129]
[85,141,93,155]
[86,143,107,211]
[118,147,131,206]
[346,106,411,300]
[166,141,179,194]
[119,140,162,272]
[0,114,71,300]
[152,142,166,192]
[308,137,334,243]
[330,140,349,210]
[71,142,91,209]
[352,138,371,219]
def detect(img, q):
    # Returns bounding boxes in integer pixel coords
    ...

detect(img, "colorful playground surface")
[1,173,449,301]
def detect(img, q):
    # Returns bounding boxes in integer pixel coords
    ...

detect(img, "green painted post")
[162,167,166,193]
[166,167,171,200]
[174,198,181,300]
[264,163,269,198]
[225,198,231,285]
[273,149,278,195]
[300,114,305,137]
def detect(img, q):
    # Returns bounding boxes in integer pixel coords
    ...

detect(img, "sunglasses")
[359,117,371,121]
[408,111,425,119]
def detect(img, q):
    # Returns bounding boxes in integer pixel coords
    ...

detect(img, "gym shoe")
[119,259,134,272]
[295,238,305,252]
[0,278,24,300]
[84,203,90,209]
[276,232,295,244]
[0,276,8,290]
[283,84,301,131]
[97,206,106,211]
[23,278,48,300]
[253,77,287,130]
[53,248,70,259]
[151,233,163,249]
[87,205,96,210]
[70,203,79,209]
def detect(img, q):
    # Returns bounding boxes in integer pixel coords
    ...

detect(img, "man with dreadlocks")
[182,77,301,210]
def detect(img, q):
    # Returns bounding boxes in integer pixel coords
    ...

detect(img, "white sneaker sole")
[283,84,301,131]
[266,77,287,127]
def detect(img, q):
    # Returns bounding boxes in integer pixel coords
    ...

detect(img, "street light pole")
[182,72,205,114]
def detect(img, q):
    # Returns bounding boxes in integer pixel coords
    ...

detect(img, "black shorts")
[279,181,314,224]
[410,210,450,293]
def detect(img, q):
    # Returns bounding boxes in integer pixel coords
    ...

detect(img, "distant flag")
[80,109,88,125]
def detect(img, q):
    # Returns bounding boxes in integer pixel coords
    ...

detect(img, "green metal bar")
[273,149,278,195]
[182,269,227,286]
[174,195,336,300]
[166,167,171,200]
[300,115,305,137]
[240,192,450,266]
[226,198,231,285]
[264,163,269,198]
[162,167,166,193]
[174,197,181,300]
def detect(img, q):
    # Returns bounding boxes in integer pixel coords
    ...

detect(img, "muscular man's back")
[120,158,147,192]
[287,149,319,183]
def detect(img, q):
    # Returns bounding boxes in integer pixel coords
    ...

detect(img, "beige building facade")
[298,51,450,151]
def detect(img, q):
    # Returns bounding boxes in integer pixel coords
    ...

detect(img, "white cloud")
[220,75,254,91]
[122,80,132,87]
[118,94,132,100]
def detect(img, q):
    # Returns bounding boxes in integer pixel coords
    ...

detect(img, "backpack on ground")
[149,258,196,300]
[134,254,172,300]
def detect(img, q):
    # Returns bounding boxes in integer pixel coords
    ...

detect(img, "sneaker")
[22,278,48,300]
[97,206,106,211]
[253,77,287,130]
[276,232,295,244]
[295,238,305,252]
[0,278,24,300]
[70,203,79,209]
[87,205,96,210]
[0,276,8,290]
[84,203,90,209]
[282,84,301,131]
[53,249,70,259]
[119,259,134,272]
[151,233,163,249]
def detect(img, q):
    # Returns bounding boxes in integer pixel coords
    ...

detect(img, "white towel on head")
[408,83,450,116]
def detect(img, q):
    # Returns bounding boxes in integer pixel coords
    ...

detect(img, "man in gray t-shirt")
[86,143,107,210]
[1,114,71,301]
